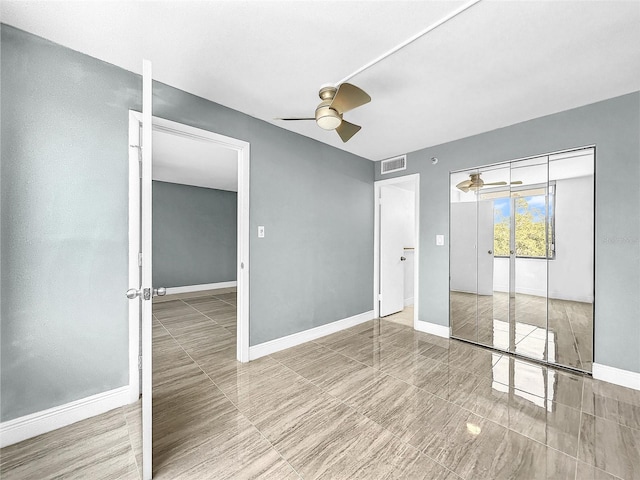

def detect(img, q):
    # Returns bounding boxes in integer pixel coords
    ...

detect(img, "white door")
[449,201,493,296]
[379,185,407,317]
[140,59,155,480]
[476,200,494,296]
[126,60,156,480]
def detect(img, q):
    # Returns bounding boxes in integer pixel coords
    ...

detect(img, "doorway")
[128,113,250,381]
[127,112,250,477]
[374,174,420,327]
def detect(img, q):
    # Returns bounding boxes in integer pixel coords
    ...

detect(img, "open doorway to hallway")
[149,122,243,475]
[150,121,240,358]
[127,114,250,477]
[374,174,420,329]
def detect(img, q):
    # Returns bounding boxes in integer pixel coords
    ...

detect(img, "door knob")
[488,250,493,254]
[400,256,407,261]
[126,288,141,299]
[153,287,167,297]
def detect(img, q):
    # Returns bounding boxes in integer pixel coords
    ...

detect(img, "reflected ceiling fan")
[276,83,371,143]
[456,173,523,193]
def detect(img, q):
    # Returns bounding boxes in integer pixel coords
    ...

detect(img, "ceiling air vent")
[381,155,407,174]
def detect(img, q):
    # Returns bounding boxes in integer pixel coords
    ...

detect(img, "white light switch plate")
[436,234,445,246]
[258,226,265,238]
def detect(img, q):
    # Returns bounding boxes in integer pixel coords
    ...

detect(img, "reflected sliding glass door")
[449,148,594,372]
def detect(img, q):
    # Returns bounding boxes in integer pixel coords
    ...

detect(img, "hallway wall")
[152,181,237,288]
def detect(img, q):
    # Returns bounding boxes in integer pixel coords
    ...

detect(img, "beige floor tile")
[578,412,640,479]
[424,410,577,479]
[576,461,624,480]
[582,377,640,430]
[0,408,138,480]
[4,285,637,480]
[383,305,414,327]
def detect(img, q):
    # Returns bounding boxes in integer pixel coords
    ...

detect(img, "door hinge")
[378,197,383,205]
[138,355,142,370]
[138,252,143,267]
[378,293,383,301]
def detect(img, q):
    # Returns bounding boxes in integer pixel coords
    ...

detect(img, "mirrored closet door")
[449,147,594,372]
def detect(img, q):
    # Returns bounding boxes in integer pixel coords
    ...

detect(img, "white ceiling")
[2,1,639,161]
[152,128,237,191]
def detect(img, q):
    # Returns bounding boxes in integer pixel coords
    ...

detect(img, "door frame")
[128,111,251,398]
[374,174,420,327]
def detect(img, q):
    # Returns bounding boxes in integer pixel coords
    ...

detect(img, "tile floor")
[1,289,638,479]
[382,305,414,328]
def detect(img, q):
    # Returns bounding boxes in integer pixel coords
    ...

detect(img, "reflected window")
[492,355,556,412]
[486,184,556,259]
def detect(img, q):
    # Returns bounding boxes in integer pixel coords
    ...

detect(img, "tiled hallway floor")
[2,289,639,479]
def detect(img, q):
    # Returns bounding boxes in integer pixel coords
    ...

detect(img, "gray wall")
[1,26,138,421]
[375,92,640,374]
[1,25,374,422]
[152,181,237,288]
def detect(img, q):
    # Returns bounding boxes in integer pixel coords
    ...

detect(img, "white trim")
[236,140,251,363]
[141,60,153,480]
[127,111,141,404]
[548,291,594,304]
[0,387,130,448]
[249,310,376,360]
[414,320,451,339]
[128,113,251,370]
[490,284,594,303]
[374,174,420,331]
[592,363,640,391]
[404,297,414,307]
[493,285,546,298]
[165,281,237,295]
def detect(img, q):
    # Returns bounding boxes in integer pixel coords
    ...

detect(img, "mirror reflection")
[450,148,594,372]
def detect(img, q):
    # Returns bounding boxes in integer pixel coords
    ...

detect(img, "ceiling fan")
[456,173,523,193]
[277,83,371,143]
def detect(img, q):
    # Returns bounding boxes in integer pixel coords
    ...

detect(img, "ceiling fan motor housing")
[315,86,342,130]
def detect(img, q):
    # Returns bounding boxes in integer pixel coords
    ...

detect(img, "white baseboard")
[548,291,594,303]
[0,386,132,448]
[249,310,376,360]
[414,320,450,338]
[476,287,593,304]
[592,363,640,391]
[165,281,237,295]
[404,297,414,307]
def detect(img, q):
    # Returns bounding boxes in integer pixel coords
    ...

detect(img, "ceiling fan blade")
[274,117,316,121]
[335,120,361,143]
[510,180,523,185]
[483,181,508,186]
[456,180,473,190]
[330,83,371,114]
